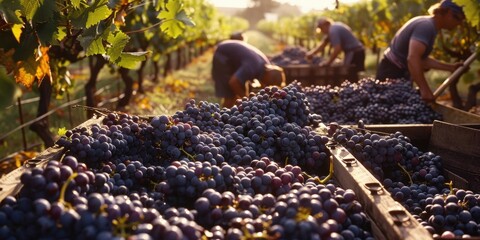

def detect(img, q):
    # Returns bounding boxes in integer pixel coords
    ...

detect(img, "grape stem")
[180,147,195,160]
[397,163,413,186]
[302,157,334,184]
[58,172,78,209]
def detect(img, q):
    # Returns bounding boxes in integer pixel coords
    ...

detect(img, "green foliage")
[454,0,480,28]
[158,0,195,38]
[70,0,112,28]
[0,67,20,109]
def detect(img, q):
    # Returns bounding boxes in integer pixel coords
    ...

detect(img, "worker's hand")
[305,52,313,60]
[419,88,435,103]
[451,61,469,73]
[319,61,330,67]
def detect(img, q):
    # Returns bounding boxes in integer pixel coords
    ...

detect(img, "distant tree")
[238,0,281,28]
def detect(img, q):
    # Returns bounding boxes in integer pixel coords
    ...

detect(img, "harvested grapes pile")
[329,122,480,238]
[0,81,477,239]
[270,46,323,66]
[303,78,442,124]
[0,85,375,239]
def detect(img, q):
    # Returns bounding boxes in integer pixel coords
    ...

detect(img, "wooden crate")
[320,131,433,240]
[364,120,480,192]
[282,64,354,86]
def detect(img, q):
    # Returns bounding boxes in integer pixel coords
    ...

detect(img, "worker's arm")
[407,39,434,102]
[321,44,342,66]
[422,56,463,72]
[228,75,246,98]
[306,37,329,59]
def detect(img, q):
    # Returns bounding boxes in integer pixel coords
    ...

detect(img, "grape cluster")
[303,78,442,124]
[270,46,324,66]
[328,122,480,238]
[3,83,370,239]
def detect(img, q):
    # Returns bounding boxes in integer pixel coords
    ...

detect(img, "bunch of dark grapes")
[171,99,224,134]
[411,189,480,238]
[56,112,158,167]
[231,157,305,197]
[330,123,446,190]
[155,160,235,208]
[270,46,324,66]
[327,123,480,238]
[193,180,374,240]
[0,82,391,239]
[304,78,442,124]
[265,182,374,240]
[0,155,206,239]
[99,159,166,196]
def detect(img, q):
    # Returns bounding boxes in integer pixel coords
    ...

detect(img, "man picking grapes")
[211,40,285,108]
[376,0,466,103]
[305,17,366,82]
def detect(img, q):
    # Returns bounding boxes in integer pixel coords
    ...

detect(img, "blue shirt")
[328,22,363,52]
[214,40,270,84]
[386,16,437,68]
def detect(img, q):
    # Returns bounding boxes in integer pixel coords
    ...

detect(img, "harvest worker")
[305,17,365,82]
[375,0,466,103]
[211,39,285,108]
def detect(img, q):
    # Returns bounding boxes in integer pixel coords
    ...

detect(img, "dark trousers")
[376,56,409,81]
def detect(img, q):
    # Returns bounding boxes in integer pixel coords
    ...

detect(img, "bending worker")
[306,17,365,82]
[211,39,285,108]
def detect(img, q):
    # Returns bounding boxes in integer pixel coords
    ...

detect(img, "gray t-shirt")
[328,22,363,52]
[387,16,437,68]
[214,40,269,84]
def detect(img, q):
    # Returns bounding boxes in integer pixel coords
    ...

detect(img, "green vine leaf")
[106,29,129,62]
[19,0,40,21]
[157,0,194,38]
[454,0,480,28]
[0,0,23,24]
[70,0,112,28]
[57,127,67,136]
[114,52,148,69]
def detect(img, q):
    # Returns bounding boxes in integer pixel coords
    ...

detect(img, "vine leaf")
[11,24,23,42]
[35,46,51,82]
[14,46,51,88]
[157,0,194,38]
[20,0,41,21]
[14,57,37,88]
[0,0,23,24]
[106,29,129,62]
[454,0,480,28]
[71,0,112,28]
[71,0,81,9]
[115,52,148,69]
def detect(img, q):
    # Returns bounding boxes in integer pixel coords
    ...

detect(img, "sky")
[206,0,363,12]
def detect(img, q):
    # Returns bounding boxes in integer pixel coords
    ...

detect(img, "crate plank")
[0,116,103,202]
[430,121,480,157]
[327,144,433,240]
[429,121,480,192]
[431,103,480,124]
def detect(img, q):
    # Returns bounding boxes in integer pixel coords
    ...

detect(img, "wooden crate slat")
[327,143,433,240]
